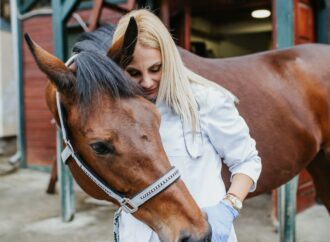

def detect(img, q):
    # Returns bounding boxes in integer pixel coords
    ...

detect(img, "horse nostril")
[205,221,212,242]
[179,235,191,242]
[179,222,212,242]
[179,229,212,242]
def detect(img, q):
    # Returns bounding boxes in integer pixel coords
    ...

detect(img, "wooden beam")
[179,3,191,50]
[160,0,170,27]
[88,0,104,32]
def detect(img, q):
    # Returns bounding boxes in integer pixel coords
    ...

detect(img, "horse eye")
[90,142,115,155]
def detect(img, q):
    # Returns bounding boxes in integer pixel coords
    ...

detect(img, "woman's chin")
[146,94,157,102]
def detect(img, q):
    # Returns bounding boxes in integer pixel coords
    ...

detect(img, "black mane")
[72,24,115,54]
[70,25,142,111]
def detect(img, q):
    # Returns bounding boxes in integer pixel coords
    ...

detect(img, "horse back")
[181,44,330,194]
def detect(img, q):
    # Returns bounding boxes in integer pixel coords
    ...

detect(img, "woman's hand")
[202,201,239,242]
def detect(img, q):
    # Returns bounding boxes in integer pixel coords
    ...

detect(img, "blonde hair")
[112,9,236,132]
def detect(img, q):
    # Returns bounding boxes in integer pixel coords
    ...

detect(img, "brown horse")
[180,45,330,208]
[25,22,330,241]
[25,34,211,242]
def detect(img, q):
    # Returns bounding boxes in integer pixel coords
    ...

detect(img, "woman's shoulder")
[190,82,236,111]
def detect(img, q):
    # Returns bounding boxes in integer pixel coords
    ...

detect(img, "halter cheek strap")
[55,54,180,214]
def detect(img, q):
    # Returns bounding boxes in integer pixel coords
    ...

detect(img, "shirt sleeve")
[205,89,262,192]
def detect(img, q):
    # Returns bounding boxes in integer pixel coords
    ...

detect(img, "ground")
[0,158,329,242]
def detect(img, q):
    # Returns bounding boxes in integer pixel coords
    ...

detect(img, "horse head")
[24,34,211,242]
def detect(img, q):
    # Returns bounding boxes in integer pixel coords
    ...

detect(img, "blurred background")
[0,1,329,242]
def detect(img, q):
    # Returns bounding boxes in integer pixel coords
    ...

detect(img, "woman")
[110,9,262,242]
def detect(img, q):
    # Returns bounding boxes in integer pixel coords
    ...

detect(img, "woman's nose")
[140,75,154,89]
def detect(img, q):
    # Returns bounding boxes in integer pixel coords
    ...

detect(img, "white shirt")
[119,83,262,242]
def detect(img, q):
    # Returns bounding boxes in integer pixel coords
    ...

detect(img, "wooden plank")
[22,15,56,168]
[88,0,104,31]
[294,0,315,44]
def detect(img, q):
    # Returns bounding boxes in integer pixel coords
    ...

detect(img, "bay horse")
[25,20,330,241]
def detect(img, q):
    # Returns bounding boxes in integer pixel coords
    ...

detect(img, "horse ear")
[107,16,138,68]
[24,33,75,93]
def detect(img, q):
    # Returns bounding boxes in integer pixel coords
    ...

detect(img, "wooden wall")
[22,15,56,167]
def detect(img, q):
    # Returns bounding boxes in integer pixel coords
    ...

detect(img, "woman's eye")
[90,142,115,155]
[127,70,140,77]
[150,65,161,73]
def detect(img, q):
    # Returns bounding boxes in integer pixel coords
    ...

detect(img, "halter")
[56,54,180,214]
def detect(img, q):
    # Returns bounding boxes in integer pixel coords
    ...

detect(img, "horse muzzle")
[179,222,212,242]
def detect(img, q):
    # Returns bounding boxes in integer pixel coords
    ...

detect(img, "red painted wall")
[22,15,56,166]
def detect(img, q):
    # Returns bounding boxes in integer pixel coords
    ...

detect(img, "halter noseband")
[56,54,180,213]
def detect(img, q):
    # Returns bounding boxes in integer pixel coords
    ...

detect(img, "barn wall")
[22,15,56,167]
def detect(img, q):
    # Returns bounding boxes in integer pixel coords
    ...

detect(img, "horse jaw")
[130,178,211,242]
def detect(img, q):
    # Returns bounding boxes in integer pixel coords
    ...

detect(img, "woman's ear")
[24,33,76,93]
[107,16,138,68]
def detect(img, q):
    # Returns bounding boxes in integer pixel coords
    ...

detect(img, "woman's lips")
[143,88,157,96]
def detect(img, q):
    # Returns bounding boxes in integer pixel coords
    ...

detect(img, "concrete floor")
[0,161,329,242]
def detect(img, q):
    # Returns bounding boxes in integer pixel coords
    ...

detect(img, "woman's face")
[125,42,162,101]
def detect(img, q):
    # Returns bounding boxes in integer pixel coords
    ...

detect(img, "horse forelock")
[70,51,141,121]
[68,25,143,118]
[72,24,115,55]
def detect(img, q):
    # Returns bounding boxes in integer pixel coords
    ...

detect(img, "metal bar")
[51,0,77,222]
[17,8,53,21]
[104,0,128,5]
[61,0,81,23]
[52,0,66,60]
[274,0,294,49]
[284,177,298,242]
[275,1,297,241]
[57,130,75,222]
[103,0,130,12]
[278,185,286,242]
[316,0,328,44]
[11,0,26,168]
[21,0,39,13]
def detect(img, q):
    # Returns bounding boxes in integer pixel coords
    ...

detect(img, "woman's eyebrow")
[126,66,139,71]
[149,62,162,68]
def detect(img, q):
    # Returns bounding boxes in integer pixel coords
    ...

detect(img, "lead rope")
[113,208,122,242]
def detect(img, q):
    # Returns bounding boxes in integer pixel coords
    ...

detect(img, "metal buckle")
[120,198,138,213]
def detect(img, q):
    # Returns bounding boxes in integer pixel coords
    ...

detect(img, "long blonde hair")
[112,9,235,132]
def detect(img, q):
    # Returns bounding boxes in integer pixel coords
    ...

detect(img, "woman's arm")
[205,88,262,193]
[228,173,254,201]
[202,88,262,241]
